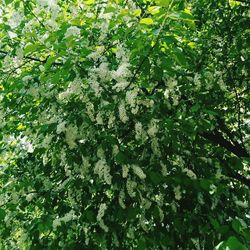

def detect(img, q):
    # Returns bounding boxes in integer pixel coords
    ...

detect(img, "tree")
[0,0,249,249]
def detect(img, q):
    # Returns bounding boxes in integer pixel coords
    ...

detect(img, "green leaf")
[44,57,57,69]
[155,0,171,7]
[173,47,187,66]
[140,18,154,25]
[232,219,242,234]
[24,43,41,55]
[133,9,142,17]
[0,208,5,221]
[148,6,160,15]
[115,152,128,164]
[215,236,248,250]
[4,0,14,4]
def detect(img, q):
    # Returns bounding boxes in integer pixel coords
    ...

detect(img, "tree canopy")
[0,0,249,249]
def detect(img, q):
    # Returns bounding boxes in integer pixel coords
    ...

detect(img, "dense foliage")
[0,0,249,249]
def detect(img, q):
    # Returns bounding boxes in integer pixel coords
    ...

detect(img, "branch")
[202,130,249,158]
[0,50,63,66]
[227,171,250,188]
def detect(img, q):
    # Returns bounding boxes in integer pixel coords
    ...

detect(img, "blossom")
[174,185,182,200]
[126,179,137,198]
[94,160,112,185]
[118,101,129,123]
[65,124,78,149]
[56,121,66,134]
[147,119,158,137]
[52,218,61,229]
[132,165,146,180]
[65,26,81,38]
[9,11,23,29]
[122,165,129,178]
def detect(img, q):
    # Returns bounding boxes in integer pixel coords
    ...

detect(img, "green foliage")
[0,0,249,249]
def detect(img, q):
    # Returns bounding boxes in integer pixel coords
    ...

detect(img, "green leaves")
[0,209,5,221]
[0,0,249,249]
[140,18,154,25]
[215,236,248,250]
[155,0,171,7]
[24,43,42,55]
[4,0,14,5]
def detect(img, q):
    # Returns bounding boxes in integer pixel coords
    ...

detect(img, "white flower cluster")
[174,185,182,200]
[52,210,75,230]
[118,189,126,209]
[96,147,105,159]
[65,26,81,38]
[26,193,36,202]
[122,165,129,178]
[58,78,82,102]
[97,203,108,232]
[112,44,132,91]
[112,61,131,80]
[118,101,129,123]
[65,124,78,149]
[87,46,105,61]
[37,0,57,8]
[41,134,53,149]
[56,120,66,134]
[126,179,137,198]
[19,136,34,153]
[125,88,138,107]
[9,11,23,29]
[93,62,111,82]
[151,138,161,156]
[94,160,112,185]
[86,102,95,121]
[147,119,159,137]
[160,162,168,177]
[132,165,146,180]
[79,157,90,179]
[112,80,130,92]
[182,168,197,179]
[96,112,104,125]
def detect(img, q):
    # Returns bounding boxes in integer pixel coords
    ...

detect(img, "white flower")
[56,121,66,134]
[118,189,126,209]
[41,134,53,149]
[151,138,161,156]
[147,119,158,137]
[118,101,129,123]
[65,124,78,149]
[65,26,81,38]
[62,210,75,223]
[52,218,61,229]
[26,193,36,202]
[96,112,104,125]
[122,165,129,178]
[126,89,138,106]
[132,165,146,180]
[126,179,137,198]
[111,62,131,81]
[135,122,142,140]
[112,81,130,91]
[182,168,197,179]
[174,185,182,200]
[8,31,17,39]
[94,160,112,185]
[9,11,23,29]
[37,0,57,8]
[97,203,107,221]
